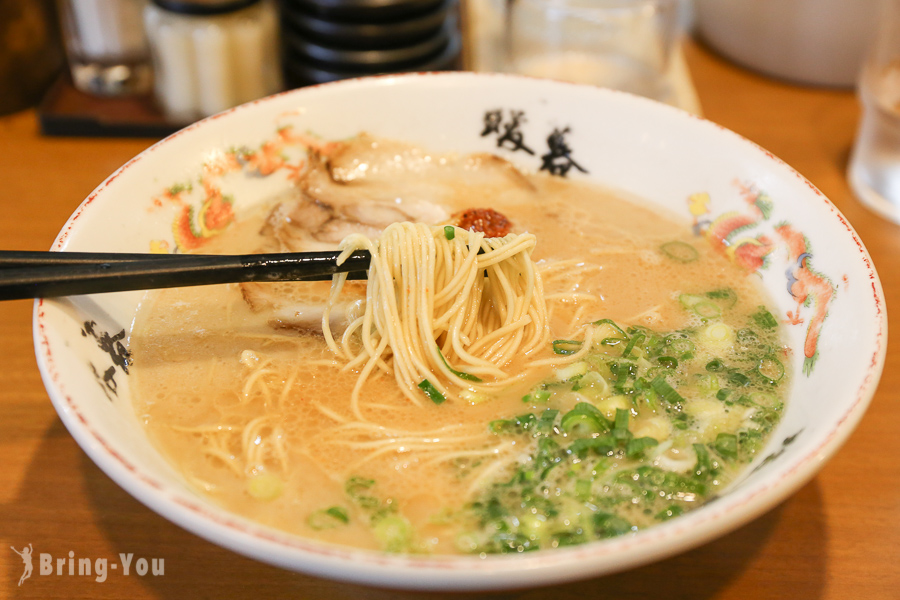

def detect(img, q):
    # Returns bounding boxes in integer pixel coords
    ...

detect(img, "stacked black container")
[280,0,460,86]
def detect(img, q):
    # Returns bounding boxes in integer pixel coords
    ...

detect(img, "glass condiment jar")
[144,0,282,121]
[58,0,152,96]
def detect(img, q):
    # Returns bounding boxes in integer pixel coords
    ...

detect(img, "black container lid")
[283,19,451,69]
[283,30,459,85]
[153,0,260,15]
[281,0,452,49]
[280,0,444,22]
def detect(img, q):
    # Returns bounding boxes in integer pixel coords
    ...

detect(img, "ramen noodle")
[131,135,788,554]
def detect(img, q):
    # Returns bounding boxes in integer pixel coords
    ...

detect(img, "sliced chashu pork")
[242,134,534,333]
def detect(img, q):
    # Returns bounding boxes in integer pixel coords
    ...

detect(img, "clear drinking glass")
[848,0,900,222]
[504,0,681,104]
[57,0,152,96]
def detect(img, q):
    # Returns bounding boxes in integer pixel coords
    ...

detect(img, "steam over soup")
[131,135,789,555]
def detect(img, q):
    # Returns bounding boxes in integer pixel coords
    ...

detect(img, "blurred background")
[0,0,883,128]
[2,0,897,217]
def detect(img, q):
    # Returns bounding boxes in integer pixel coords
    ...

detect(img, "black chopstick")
[0,250,370,300]
[0,250,204,268]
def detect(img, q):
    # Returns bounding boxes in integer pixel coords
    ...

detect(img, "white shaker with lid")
[144,0,282,121]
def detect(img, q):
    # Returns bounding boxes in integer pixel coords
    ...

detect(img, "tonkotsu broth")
[131,140,788,554]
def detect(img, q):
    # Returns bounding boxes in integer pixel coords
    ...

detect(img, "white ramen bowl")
[34,73,886,591]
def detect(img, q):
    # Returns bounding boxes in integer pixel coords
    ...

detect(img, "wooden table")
[1,39,898,599]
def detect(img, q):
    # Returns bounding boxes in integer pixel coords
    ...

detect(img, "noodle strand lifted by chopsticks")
[322,223,549,417]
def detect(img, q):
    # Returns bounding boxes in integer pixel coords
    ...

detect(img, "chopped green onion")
[537,409,559,432]
[679,293,703,308]
[561,402,610,436]
[515,413,538,430]
[418,379,446,404]
[660,241,699,263]
[569,436,616,458]
[561,412,606,436]
[642,332,664,354]
[757,354,785,383]
[752,306,778,329]
[727,371,750,387]
[679,294,722,319]
[693,443,711,476]
[610,361,638,388]
[716,388,732,401]
[665,335,695,358]
[591,318,627,338]
[626,436,659,458]
[737,328,760,346]
[714,433,739,459]
[372,514,413,553]
[436,345,482,382]
[575,479,593,501]
[697,373,719,395]
[703,322,734,344]
[346,476,375,496]
[655,504,685,521]
[345,477,381,509]
[749,391,778,407]
[650,375,684,405]
[657,356,678,369]
[326,506,349,522]
[489,419,513,434]
[672,412,690,430]
[308,506,350,530]
[490,412,541,434]
[552,339,582,355]
[535,437,563,479]
[739,429,766,454]
[572,371,610,401]
[593,512,633,538]
[555,361,589,382]
[693,301,721,319]
[443,225,456,240]
[613,408,630,437]
[247,473,284,501]
[706,359,725,372]
[706,288,738,307]
[622,333,645,358]
[523,389,551,403]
